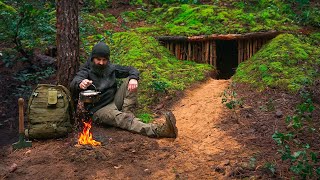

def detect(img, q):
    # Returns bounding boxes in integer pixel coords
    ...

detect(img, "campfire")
[78,119,101,146]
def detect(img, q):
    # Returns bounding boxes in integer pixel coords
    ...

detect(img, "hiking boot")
[155,111,178,138]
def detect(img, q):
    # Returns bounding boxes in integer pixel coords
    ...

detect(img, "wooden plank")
[213,41,217,68]
[198,42,201,62]
[202,42,204,63]
[241,40,244,62]
[249,39,252,59]
[253,39,257,55]
[247,40,250,59]
[188,42,191,61]
[203,42,206,63]
[241,40,244,63]
[169,43,173,53]
[240,40,243,63]
[200,42,203,63]
[209,41,213,65]
[205,41,209,64]
[196,43,199,63]
[185,42,187,60]
[176,43,180,59]
[243,40,247,61]
[247,40,250,61]
[238,40,241,63]
[192,43,195,61]
[202,42,205,63]
[238,40,241,64]
[181,42,185,60]
[180,43,183,60]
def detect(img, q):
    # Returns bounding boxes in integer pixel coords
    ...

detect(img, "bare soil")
[1,77,319,179]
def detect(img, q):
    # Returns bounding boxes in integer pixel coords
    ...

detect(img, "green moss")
[309,32,320,45]
[134,26,167,36]
[136,2,299,36]
[121,10,147,22]
[103,13,117,23]
[104,32,212,113]
[233,34,320,92]
[78,1,317,37]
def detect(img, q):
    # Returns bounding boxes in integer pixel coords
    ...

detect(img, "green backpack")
[26,84,74,139]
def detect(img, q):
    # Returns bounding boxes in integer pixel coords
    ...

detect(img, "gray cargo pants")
[93,78,156,137]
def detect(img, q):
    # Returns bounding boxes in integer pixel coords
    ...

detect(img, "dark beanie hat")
[91,42,110,60]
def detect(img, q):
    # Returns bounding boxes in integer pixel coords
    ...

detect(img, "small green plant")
[249,157,257,169]
[263,162,277,175]
[151,80,168,93]
[272,89,319,179]
[221,83,244,122]
[259,98,275,112]
[286,90,315,130]
[137,113,153,123]
[276,143,319,179]
[222,84,243,110]
[150,72,169,93]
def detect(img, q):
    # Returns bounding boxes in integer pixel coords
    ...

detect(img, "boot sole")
[165,111,178,138]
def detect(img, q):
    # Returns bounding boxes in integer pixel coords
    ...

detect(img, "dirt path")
[152,78,241,179]
[1,79,249,179]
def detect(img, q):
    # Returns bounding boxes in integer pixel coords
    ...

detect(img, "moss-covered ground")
[134,2,299,36]
[233,33,320,92]
[79,1,320,37]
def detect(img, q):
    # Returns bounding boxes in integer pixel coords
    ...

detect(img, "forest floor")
[1,76,319,179]
[1,3,320,179]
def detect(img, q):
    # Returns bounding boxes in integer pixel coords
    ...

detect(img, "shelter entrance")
[157,32,279,79]
[216,40,238,79]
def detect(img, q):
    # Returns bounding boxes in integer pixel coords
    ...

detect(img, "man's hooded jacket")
[70,42,139,113]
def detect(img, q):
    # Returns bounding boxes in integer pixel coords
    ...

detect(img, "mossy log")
[156,31,281,42]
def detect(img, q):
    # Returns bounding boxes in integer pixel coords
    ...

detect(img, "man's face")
[93,57,108,66]
[92,57,108,76]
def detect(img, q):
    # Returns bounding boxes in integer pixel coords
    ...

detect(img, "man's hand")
[79,79,93,90]
[128,79,138,92]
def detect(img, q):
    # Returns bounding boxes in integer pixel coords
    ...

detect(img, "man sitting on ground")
[70,41,178,138]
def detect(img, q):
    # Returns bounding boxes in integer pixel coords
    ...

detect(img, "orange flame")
[78,119,101,146]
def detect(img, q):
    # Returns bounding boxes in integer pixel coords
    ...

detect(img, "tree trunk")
[56,0,79,87]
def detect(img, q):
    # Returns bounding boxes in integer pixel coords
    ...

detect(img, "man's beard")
[91,63,107,76]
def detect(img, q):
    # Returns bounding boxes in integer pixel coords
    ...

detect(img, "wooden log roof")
[155,31,281,42]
